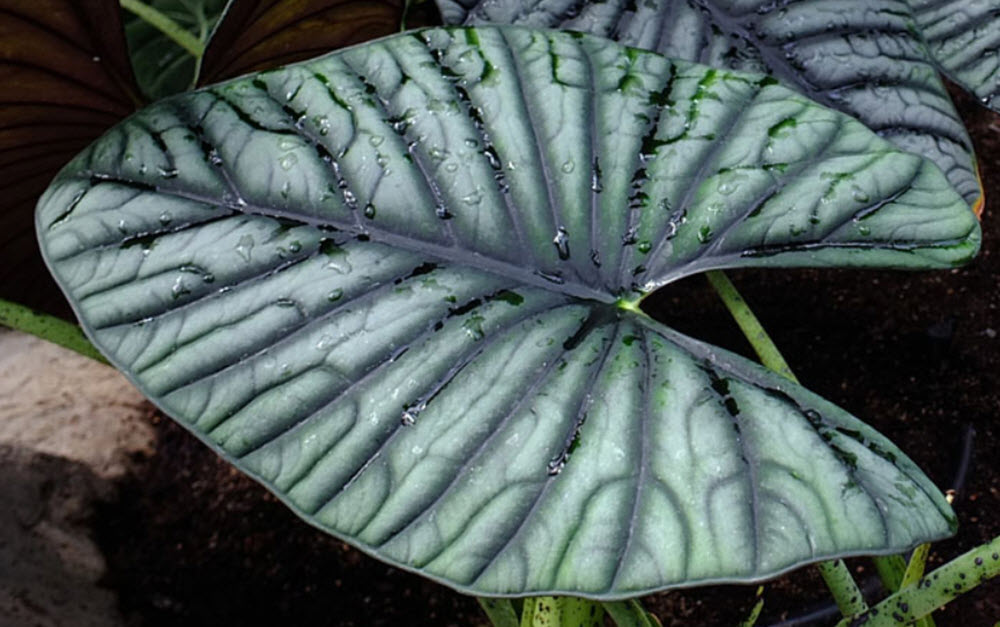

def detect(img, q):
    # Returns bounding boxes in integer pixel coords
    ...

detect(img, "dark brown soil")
[94,91,1000,626]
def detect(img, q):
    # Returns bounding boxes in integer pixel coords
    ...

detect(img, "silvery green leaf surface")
[38,27,975,597]
[435,0,983,207]
[910,0,1000,112]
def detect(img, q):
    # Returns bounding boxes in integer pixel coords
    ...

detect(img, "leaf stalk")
[119,0,204,57]
[0,298,107,364]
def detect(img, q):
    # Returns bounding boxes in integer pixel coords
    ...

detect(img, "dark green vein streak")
[614,56,677,292]
[641,74,764,283]
[580,40,606,290]
[497,29,571,277]
[694,113,843,263]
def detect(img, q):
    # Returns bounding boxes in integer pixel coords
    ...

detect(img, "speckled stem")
[0,298,107,364]
[478,598,519,627]
[519,596,605,626]
[835,535,1000,626]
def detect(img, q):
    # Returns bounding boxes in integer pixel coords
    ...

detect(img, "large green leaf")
[37,27,977,597]
[909,0,1000,113]
[123,0,227,100]
[434,0,984,208]
[0,0,140,316]
[199,0,441,85]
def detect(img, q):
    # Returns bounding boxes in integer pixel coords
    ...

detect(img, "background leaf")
[37,27,973,597]
[910,0,1000,112]
[124,0,227,100]
[198,0,441,85]
[434,0,984,208]
[0,0,140,316]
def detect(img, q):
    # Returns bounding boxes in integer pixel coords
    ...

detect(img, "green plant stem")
[119,0,204,57]
[738,586,765,627]
[815,560,869,617]
[901,543,931,589]
[900,544,936,627]
[706,271,867,617]
[0,298,107,364]
[834,535,1000,626]
[602,600,661,627]
[478,598,520,627]
[520,597,604,626]
[704,271,796,380]
[874,554,907,591]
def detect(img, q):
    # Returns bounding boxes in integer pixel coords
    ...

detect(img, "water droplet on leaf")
[461,189,483,205]
[316,334,335,350]
[851,186,870,203]
[171,276,190,300]
[235,234,254,262]
[553,226,570,260]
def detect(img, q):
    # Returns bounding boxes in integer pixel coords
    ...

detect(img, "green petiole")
[0,298,107,364]
[120,0,204,58]
[835,535,1000,626]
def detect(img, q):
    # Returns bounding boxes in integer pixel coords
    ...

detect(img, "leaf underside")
[38,27,974,597]
[0,0,139,316]
[435,0,983,207]
[909,0,1000,112]
[199,0,441,85]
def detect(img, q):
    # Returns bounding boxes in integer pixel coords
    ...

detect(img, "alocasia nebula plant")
[35,26,980,597]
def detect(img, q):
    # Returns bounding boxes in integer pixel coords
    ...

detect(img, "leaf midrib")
[59,170,619,305]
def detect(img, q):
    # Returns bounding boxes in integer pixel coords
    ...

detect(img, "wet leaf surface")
[436,0,983,207]
[910,0,1000,113]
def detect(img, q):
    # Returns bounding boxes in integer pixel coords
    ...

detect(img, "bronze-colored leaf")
[198,0,441,84]
[0,0,140,315]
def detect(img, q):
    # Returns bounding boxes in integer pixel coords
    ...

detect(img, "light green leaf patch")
[37,27,975,597]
